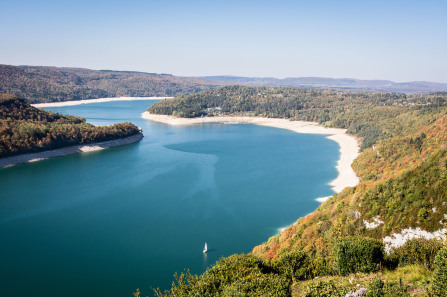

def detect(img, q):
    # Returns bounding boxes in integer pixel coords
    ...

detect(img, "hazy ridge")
[203,76,447,93]
[2,64,447,105]
[0,65,222,103]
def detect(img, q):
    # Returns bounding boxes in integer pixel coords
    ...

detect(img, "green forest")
[0,93,142,158]
[147,86,447,150]
[145,86,447,296]
[0,65,221,103]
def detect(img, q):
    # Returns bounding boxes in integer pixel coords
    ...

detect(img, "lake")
[0,100,338,297]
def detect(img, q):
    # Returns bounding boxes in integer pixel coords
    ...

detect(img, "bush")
[304,280,349,297]
[221,272,290,297]
[366,278,384,297]
[389,238,443,270]
[273,250,310,281]
[336,201,345,212]
[309,256,336,278]
[429,247,447,297]
[366,277,410,297]
[335,237,384,275]
[417,208,429,222]
[154,254,291,297]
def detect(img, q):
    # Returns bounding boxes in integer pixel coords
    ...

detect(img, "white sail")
[203,242,208,253]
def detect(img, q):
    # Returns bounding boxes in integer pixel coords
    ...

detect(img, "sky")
[1,0,446,82]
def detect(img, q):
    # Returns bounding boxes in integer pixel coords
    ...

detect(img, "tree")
[430,247,447,297]
[274,250,309,281]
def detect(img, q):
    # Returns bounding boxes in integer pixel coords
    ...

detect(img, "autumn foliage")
[0,94,141,158]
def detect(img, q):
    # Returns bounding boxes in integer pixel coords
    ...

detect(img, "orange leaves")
[315,237,325,250]
[265,243,281,260]
[303,212,317,224]
[302,227,314,240]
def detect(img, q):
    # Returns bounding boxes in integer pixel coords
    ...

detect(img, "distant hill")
[202,75,447,93]
[0,65,222,103]
[2,64,447,103]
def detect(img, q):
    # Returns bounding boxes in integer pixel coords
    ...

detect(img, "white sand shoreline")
[0,133,143,169]
[142,112,359,197]
[32,96,172,108]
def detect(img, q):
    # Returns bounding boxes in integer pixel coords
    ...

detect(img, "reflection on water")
[203,250,208,270]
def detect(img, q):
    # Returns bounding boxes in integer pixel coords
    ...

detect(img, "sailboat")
[203,242,208,253]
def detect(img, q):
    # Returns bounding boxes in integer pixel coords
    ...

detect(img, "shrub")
[366,277,410,297]
[390,238,443,270]
[429,247,447,297]
[366,278,384,297]
[304,280,349,297]
[309,256,336,278]
[273,250,310,281]
[382,282,410,297]
[154,254,292,297]
[221,272,290,297]
[417,208,429,222]
[336,201,345,212]
[335,237,384,275]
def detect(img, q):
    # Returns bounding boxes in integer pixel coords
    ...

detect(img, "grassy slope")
[291,265,432,296]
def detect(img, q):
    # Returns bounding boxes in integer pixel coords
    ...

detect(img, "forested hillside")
[148,86,447,150]
[145,87,447,296]
[253,113,447,255]
[0,93,141,158]
[0,65,221,103]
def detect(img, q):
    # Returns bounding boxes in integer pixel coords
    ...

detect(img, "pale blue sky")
[1,0,446,82]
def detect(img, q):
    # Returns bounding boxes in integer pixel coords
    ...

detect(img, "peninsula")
[0,93,143,168]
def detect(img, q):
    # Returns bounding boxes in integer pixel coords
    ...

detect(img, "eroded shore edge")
[0,133,143,169]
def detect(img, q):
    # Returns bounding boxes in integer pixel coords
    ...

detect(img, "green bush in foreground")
[221,272,290,297]
[153,254,291,297]
[429,247,447,297]
[335,237,384,275]
[304,280,348,297]
[366,277,410,297]
[274,251,310,281]
[308,256,336,278]
[389,238,443,270]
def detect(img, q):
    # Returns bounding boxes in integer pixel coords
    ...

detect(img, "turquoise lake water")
[0,100,339,297]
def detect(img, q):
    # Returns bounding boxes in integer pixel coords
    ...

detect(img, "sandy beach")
[0,133,143,169]
[142,112,359,196]
[32,96,172,108]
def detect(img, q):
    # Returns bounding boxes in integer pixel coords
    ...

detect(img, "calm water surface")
[0,100,338,297]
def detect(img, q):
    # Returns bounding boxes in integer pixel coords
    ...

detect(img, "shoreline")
[0,133,143,169]
[32,96,172,108]
[142,112,359,196]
